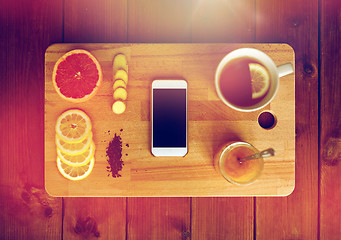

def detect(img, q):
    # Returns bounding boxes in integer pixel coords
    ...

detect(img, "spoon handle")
[239,148,275,162]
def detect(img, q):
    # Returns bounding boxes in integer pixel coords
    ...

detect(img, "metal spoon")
[239,148,275,162]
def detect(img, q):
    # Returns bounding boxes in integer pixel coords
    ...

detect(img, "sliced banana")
[113,79,127,91]
[113,87,127,101]
[112,100,126,114]
[113,53,128,72]
[113,54,128,115]
[114,69,128,84]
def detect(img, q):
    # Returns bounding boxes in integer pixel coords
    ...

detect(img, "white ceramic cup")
[215,48,294,112]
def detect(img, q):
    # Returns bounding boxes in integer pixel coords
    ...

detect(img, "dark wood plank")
[127,198,191,239]
[0,0,63,239]
[191,0,255,42]
[255,0,319,239]
[63,198,126,239]
[127,1,192,239]
[320,0,341,239]
[64,0,127,43]
[128,0,192,43]
[191,0,255,239]
[192,198,253,240]
[62,1,128,239]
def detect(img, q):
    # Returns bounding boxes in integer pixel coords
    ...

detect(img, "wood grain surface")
[190,1,256,239]
[63,198,126,239]
[255,0,319,239]
[191,197,254,240]
[127,197,191,239]
[126,2,191,240]
[45,43,295,197]
[1,0,339,239]
[191,0,255,43]
[320,0,341,239]
[0,1,63,239]
[128,0,192,43]
[62,1,128,239]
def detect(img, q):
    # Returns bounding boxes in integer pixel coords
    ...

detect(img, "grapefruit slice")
[52,49,102,102]
[249,63,270,99]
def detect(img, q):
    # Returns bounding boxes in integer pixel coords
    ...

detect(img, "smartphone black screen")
[153,89,187,148]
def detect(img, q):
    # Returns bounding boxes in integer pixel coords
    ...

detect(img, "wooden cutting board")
[45,43,295,197]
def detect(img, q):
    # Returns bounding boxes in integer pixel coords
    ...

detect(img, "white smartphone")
[151,80,188,157]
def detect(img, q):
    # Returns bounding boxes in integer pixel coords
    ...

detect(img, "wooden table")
[1,0,340,239]
[45,43,295,197]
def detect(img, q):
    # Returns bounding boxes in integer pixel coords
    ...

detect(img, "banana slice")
[113,53,128,72]
[113,79,127,90]
[113,87,127,101]
[112,100,126,114]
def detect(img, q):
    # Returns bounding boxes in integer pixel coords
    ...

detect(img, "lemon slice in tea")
[57,141,95,167]
[55,109,92,143]
[57,156,94,181]
[249,63,270,99]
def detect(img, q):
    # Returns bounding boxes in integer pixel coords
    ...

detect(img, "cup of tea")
[214,141,264,185]
[215,48,294,112]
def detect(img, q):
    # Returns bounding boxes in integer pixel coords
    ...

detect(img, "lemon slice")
[249,63,270,99]
[57,141,95,166]
[57,156,94,181]
[56,132,92,155]
[114,69,128,84]
[55,109,92,143]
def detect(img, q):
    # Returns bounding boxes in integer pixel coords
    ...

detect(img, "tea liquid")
[219,58,269,107]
